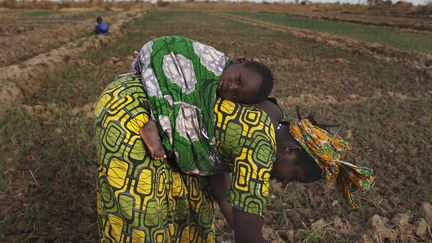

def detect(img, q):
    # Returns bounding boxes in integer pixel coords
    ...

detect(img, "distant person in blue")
[94,16,109,35]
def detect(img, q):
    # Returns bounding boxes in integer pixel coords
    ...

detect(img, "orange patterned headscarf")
[289,119,375,208]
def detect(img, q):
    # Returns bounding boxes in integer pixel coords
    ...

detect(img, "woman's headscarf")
[289,119,375,209]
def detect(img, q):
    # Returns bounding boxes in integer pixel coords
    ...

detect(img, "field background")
[0,2,431,242]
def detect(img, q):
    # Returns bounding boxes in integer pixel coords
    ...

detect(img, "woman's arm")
[233,208,266,243]
[209,173,234,228]
[217,200,234,228]
[213,99,276,242]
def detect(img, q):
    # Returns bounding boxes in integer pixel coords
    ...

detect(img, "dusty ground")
[0,2,431,242]
[0,7,110,67]
[0,6,152,118]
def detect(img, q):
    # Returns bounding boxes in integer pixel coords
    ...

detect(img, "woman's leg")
[95,76,174,242]
[95,75,216,242]
[170,172,216,243]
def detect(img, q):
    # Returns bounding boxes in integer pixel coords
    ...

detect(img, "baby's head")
[96,16,103,23]
[217,59,274,104]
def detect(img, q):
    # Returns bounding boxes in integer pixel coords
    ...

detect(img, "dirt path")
[275,90,432,109]
[0,8,150,119]
[1,14,91,67]
[212,12,432,77]
[0,7,128,67]
[170,2,432,32]
[278,12,432,33]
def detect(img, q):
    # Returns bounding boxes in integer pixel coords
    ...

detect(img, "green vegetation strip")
[230,11,432,53]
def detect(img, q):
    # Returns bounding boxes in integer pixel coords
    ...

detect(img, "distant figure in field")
[94,16,109,35]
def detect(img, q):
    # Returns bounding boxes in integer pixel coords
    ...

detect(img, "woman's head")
[217,59,274,104]
[271,112,375,208]
[270,123,322,184]
[260,99,322,184]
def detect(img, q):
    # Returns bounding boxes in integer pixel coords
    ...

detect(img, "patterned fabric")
[134,35,231,175]
[289,119,375,208]
[94,75,215,242]
[94,75,276,242]
[214,99,276,216]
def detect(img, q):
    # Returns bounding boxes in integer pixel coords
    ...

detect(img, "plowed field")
[0,3,431,242]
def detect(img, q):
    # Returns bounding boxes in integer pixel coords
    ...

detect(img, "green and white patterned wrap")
[137,36,231,175]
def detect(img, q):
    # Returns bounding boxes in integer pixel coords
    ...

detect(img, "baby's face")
[217,63,263,104]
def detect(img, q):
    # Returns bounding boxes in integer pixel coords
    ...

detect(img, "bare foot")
[139,120,166,160]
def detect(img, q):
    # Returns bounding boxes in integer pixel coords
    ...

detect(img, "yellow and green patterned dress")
[94,75,275,242]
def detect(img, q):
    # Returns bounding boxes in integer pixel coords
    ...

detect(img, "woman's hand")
[233,208,266,243]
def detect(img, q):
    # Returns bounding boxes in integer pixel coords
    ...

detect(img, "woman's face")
[217,63,263,104]
[271,127,323,184]
[271,127,301,185]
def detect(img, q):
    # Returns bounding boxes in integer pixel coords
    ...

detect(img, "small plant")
[301,219,338,243]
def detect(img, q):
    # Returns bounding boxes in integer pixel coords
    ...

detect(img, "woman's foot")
[139,120,167,160]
